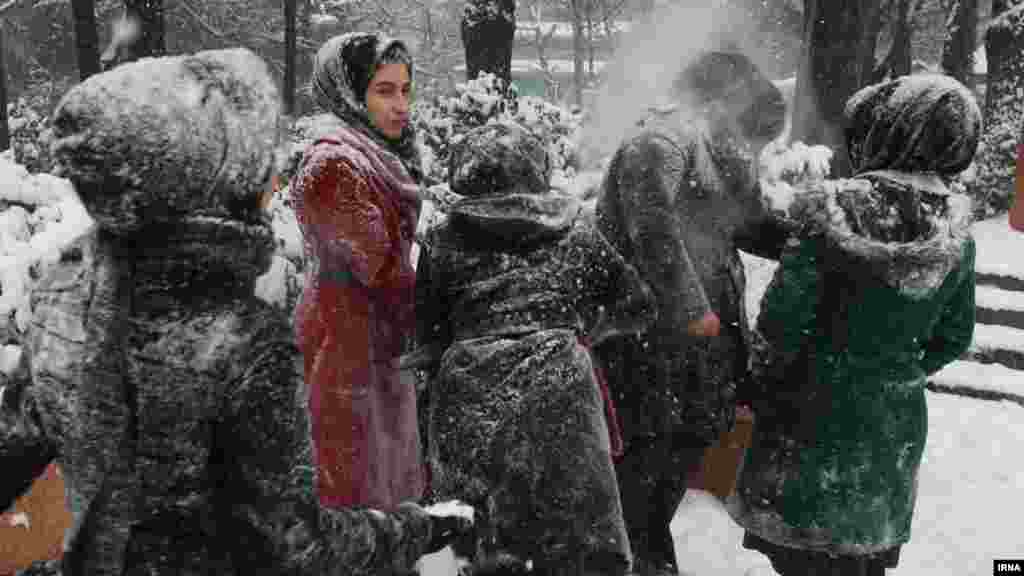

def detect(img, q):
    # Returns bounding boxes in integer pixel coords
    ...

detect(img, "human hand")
[686,311,720,337]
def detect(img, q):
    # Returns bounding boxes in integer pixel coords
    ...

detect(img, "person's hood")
[448,187,581,248]
[791,170,972,298]
[444,121,580,247]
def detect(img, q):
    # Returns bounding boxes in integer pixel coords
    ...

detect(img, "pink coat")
[292,126,423,510]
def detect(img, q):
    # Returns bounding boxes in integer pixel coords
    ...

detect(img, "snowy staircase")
[926,216,1024,407]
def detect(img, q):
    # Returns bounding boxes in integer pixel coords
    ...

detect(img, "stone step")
[976,271,1024,294]
[976,284,1024,331]
[963,323,1024,371]
[926,360,1024,408]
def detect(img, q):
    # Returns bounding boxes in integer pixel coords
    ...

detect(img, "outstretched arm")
[221,316,449,575]
[733,181,796,261]
[610,134,712,335]
[571,223,657,347]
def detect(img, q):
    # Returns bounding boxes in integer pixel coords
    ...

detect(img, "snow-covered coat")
[594,91,790,447]
[729,74,981,556]
[416,123,655,571]
[0,48,439,576]
[293,32,424,510]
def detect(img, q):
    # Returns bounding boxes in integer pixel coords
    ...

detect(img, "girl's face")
[365,63,412,140]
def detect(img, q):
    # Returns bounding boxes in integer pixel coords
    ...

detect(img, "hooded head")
[312,32,422,183]
[50,48,281,289]
[790,75,980,298]
[843,74,982,177]
[672,51,786,149]
[446,122,579,246]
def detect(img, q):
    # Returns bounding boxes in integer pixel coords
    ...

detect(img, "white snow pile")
[6,98,53,174]
[757,139,833,215]
[412,72,584,185]
[0,153,94,376]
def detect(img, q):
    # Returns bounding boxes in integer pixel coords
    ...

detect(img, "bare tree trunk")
[973,0,1024,214]
[284,0,297,116]
[71,0,101,79]
[873,0,913,82]
[0,25,8,152]
[941,0,979,89]
[570,0,584,107]
[792,0,883,177]
[461,0,516,87]
[124,0,165,60]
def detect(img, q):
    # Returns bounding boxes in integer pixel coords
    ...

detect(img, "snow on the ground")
[972,323,1024,354]
[421,391,1024,576]
[896,393,1024,575]
[972,214,1024,280]
[931,360,1023,398]
[977,284,1024,312]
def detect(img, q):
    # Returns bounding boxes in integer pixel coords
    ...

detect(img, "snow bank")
[972,215,1024,281]
[671,490,776,576]
[0,156,94,369]
[897,392,1024,575]
[757,140,833,214]
[931,360,1022,399]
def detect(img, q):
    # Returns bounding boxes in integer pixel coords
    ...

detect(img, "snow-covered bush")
[412,72,584,185]
[7,98,53,174]
[758,139,833,215]
[0,154,94,377]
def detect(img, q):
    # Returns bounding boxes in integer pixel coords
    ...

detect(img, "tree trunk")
[124,0,164,60]
[570,0,585,108]
[873,0,913,82]
[71,0,101,80]
[791,0,883,177]
[0,25,9,153]
[460,0,515,88]
[941,0,979,89]
[586,7,595,82]
[973,0,1024,214]
[284,0,297,116]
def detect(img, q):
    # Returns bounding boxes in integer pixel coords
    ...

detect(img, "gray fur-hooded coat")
[416,122,656,572]
[0,49,438,576]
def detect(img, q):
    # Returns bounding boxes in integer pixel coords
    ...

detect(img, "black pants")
[743,532,900,576]
[613,434,706,568]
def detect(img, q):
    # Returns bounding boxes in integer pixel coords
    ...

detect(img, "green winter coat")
[727,170,976,556]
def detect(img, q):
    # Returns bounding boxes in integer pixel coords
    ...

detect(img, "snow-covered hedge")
[0,154,93,378]
[7,98,54,174]
[411,72,584,185]
[758,139,833,215]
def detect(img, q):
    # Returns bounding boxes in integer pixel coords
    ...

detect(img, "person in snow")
[412,121,657,576]
[592,51,790,575]
[292,32,425,510]
[728,74,980,576]
[0,48,470,576]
